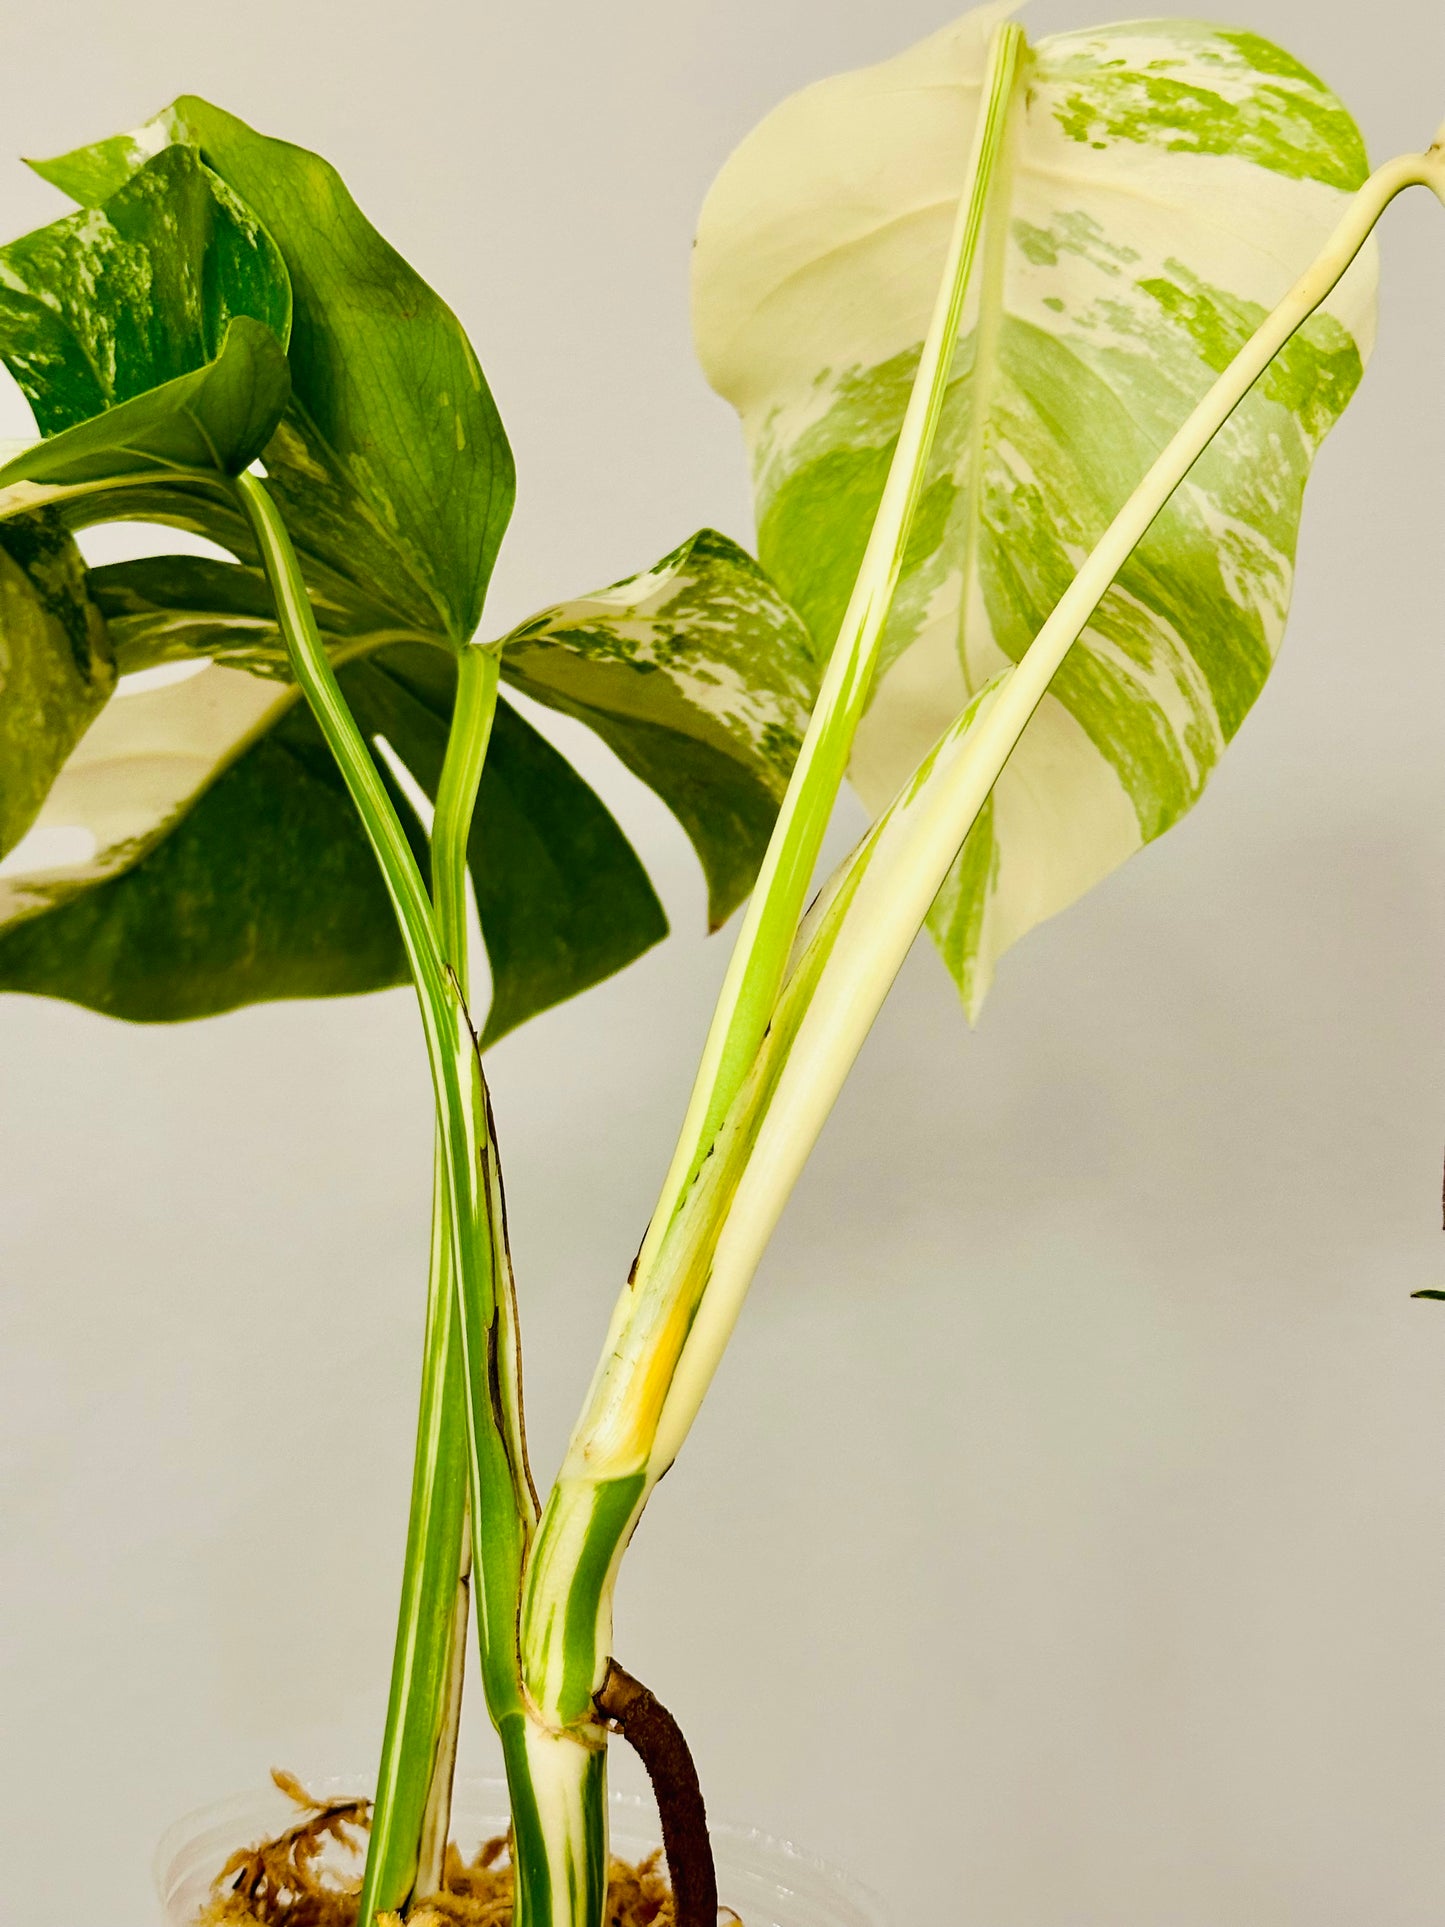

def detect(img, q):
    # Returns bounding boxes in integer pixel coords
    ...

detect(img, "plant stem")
[644,141,1445,1470]
[520,134,1444,1770]
[638,20,1026,1254]
[233,474,536,1919]
[513,20,1025,1772]
[360,646,502,1918]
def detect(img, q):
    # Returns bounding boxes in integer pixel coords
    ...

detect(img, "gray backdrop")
[1,3,1442,1922]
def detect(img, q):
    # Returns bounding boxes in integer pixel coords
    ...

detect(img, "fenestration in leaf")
[693,3,1378,1017]
[0,528,813,1031]
[87,526,819,944]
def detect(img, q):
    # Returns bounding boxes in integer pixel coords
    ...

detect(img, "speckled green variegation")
[693,2,1378,1015]
[0,103,813,1037]
[502,528,817,929]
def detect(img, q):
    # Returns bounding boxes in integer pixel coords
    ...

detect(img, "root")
[197,1772,718,1927]
[594,1662,718,1927]
[200,1772,370,1927]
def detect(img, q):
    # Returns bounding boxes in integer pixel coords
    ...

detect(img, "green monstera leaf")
[0,644,668,1037]
[91,532,819,942]
[0,536,671,1034]
[31,95,514,644]
[0,103,814,1033]
[693,2,1377,1015]
[0,528,811,1032]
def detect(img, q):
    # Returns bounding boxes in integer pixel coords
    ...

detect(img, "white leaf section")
[0,661,294,922]
[694,3,1378,1014]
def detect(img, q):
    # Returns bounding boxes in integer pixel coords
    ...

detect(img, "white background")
[1,3,1442,1922]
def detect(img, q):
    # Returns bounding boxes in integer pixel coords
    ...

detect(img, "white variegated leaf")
[0,658,292,923]
[501,528,818,927]
[693,3,1377,1014]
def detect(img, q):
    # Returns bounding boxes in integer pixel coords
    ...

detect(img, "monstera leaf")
[499,529,818,928]
[30,95,514,643]
[0,552,670,1034]
[0,102,814,1032]
[693,3,1377,1015]
[0,642,669,1036]
[0,529,812,1033]
[0,141,291,435]
[90,530,819,942]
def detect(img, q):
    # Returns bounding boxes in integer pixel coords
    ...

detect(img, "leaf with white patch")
[0,558,668,1030]
[0,143,291,436]
[500,529,818,928]
[693,5,1377,1015]
[32,95,514,645]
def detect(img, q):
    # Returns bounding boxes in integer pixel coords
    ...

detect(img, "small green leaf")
[34,96,514,645]
[1412,1290,1445,1302]
[500,529,818,929]
[0,143,290,436]
[0,515,113,859]
[694,6,1377,1016]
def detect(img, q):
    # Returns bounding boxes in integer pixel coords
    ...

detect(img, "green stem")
[433,650,499,987]
[516,19,1025,1753]
[510,15,1021,1839]
[359,647,501,1919]
[636,19,1026,1257]
[520,125,1443,1756]
[233,474,535,1916]
[643,142,1445,1472]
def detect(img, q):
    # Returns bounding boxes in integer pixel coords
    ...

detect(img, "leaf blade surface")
[693,5,1377,1013]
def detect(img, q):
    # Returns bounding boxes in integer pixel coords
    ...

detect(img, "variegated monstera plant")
[0,8,1439,1927]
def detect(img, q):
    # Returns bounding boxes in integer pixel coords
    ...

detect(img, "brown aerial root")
[594,1661,718,1927]
[197,1768,730,1927]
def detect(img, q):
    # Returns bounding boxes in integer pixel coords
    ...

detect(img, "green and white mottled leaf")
[0,107,810,1033]
[0,143,290,436]
[500,529,818,929]
[14,527,816,1023]
[0,555,667,1032]
[693,3,1377,1015]
[33,95,514,645]
[0,314,290,529]
[0,101,656,1033]
[0,515,112,859]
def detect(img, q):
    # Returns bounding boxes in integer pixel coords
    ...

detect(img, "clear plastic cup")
[154,1774,889,1927]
